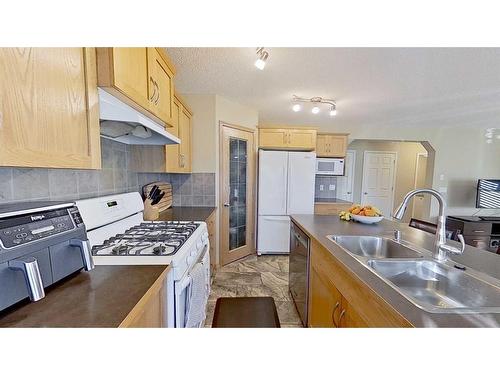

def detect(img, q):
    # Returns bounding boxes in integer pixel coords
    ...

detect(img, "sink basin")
[328,235,423,259]
[368,259,500,313]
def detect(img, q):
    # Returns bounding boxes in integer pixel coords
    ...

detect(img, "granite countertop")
[314,198,352,204]
[291,214,500,327]
[0,265,169,328]
[158,206,216,222]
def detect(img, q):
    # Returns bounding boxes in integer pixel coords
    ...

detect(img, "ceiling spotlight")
[292,95,337,117]
[329,105,337,116]
[255,47,269,70]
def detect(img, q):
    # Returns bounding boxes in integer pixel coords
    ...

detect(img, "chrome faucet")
[393,188,466,261]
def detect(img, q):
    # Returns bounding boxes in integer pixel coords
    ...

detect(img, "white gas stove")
[75,192,210,328]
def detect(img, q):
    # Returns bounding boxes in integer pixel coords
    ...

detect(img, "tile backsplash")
[0,138,215,207]
[315,175,338,199]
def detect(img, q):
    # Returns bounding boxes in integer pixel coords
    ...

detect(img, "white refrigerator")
[257,150,316,254]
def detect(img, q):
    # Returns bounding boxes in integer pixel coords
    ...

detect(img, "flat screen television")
[476,179,500,209]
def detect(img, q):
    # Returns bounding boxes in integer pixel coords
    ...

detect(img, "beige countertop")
[291,214,500,327]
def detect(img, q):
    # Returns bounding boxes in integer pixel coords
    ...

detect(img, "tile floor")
[205,254,303,328]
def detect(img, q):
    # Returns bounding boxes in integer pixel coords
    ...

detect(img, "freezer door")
[287,152,316,214]
[258,150,288,215]
[257,216,291,254]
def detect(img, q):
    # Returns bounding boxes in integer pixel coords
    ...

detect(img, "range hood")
[98,88,180,145]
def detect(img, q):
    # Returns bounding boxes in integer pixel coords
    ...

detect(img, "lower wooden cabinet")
[119,268,168,328]
[308,237,412,328]
[0,47,101,169]
[314,202,353,216]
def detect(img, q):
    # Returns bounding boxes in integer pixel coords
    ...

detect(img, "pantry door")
[219,123,256,266]
[361,151,397,217]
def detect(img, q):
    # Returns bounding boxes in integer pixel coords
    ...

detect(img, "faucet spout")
[392,188,464,261]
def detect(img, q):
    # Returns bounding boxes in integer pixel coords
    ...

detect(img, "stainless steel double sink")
[327,235,500,314]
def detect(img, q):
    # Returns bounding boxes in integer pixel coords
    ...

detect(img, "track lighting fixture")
[292,95,337,117]
[255,47,269,70]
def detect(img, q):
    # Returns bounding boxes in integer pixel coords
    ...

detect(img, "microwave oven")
[316,158,344,176]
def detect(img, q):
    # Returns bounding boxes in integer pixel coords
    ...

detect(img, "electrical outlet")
[319,185,324,191]
[329,184,335,191]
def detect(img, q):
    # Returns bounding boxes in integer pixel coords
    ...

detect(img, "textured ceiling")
[166,47,500,130]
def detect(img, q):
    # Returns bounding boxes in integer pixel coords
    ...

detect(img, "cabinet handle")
[149,77,157,102]
[288,133,291,144]
[338,309,346,327]
[154,80,160,104]
[332,301,340,327]
[472,230,485,233]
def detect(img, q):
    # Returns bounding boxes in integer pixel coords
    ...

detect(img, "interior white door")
[361,151,396,216]
[257,216,291,254]
[336,150,356,202]
[258,150,288,215]
[287,152,316,214]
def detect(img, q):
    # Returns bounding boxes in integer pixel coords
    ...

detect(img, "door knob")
[363,192,368,195]
[223,202,230,207]
[9,257,45,302]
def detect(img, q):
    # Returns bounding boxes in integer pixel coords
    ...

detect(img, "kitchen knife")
[148,185,159,200]
[151,191,165,205]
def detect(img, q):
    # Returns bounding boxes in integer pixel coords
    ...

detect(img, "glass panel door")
[229,138,247,250]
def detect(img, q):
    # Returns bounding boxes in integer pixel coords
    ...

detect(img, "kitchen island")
[291,214,500,327]
[0,265,169,328]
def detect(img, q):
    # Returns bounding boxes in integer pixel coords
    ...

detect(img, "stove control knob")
[196,240,203,250]
[202,232,209,241]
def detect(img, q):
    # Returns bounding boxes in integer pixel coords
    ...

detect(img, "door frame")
[337,149,356,201]
[411,152,428,218]
[218,121,257,266]
[360,151,397,215]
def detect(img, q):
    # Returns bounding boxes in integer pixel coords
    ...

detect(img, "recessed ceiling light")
[312,106,320,114]
[255,47,269,70]
[292,104,301,112]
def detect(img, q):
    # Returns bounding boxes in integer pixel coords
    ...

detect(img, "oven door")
[174,242,210,328]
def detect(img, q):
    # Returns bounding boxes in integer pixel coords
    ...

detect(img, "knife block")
[143,198,159,221]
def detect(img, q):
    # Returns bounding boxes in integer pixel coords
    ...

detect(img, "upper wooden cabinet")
[259,127,317,150]
[166,94,192,173]
[147,48,175,125]
[97,47,176,127]
[0,48,101,169]
[316,133,348,157]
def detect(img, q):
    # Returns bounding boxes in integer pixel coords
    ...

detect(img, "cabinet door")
[259,129,288,149]
[316,134,330,156]
[178,108,192,173]
[165,98,181,172]
[288,129,316,150]
[339,296,369,328]
[147,48,174,126]
[329,135,347,157]
[112,48,149,110]
[0,48,100,169]
[309,266,342,327]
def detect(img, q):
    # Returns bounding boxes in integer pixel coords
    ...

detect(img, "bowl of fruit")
[339,204,384,224]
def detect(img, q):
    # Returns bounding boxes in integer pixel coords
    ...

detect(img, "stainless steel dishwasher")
[289,221,310,326]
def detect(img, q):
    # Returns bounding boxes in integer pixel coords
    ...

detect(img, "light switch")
[329,184,335,191]
[319,185,324,191]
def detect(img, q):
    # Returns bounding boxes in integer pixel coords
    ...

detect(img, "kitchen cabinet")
[0,48,101,169]
[316,133,348,157]
[259,127,317,150]
[166,94,192,173]
[147,47,175,125]
[308,236,409,327]
[314,202,352,216]
[206,211,217,269]
[119,268,168,328]
[97,47,176,127]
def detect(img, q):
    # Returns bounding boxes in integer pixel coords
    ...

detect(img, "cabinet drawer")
[464,236,491,250]
[462,223,492,236]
